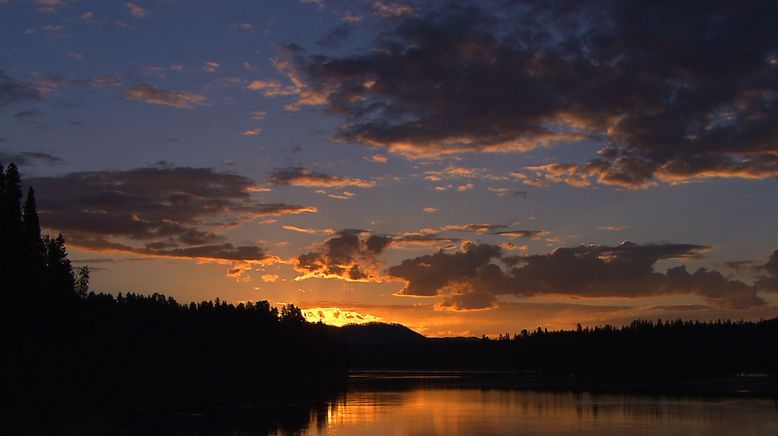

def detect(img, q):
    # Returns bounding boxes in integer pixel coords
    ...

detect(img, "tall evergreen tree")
[0,163,7,239]
[23,187,41,242]
[0,162,5,202]
[3,163,24,296]
[75,266,90,298]
[4,163,23,229]
[22,187,43,259]
[0,162,7,304]
[44,234,75,295]
[21,187,45,294]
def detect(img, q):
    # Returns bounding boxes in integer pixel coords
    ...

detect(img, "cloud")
[423,207,438,213]
[0,150,63,166]
[756,249,778,291]
[32,0,71,12]
[342,11,363,23]
[242,128,262,136]
[599,225,630,232]
[29,166,316,266]
[283,225,336,235]
[293,230,392,282]
[126,3,148,18]
[440,224,506,234]
[491,230,546,239]
[423,165,505,181]
[372,1,418,18]
[270,166,376,188]
[290,223,549,282]
[230,22,253,31]
[270,1,778,183]
[84,74,121,87]
[202,61,220,73]
[390,233,459,250]
[123,84,206,108]
[115,21,135,31]
[249,110,267,120]
[388,241,768,310]
[0,71,51,107]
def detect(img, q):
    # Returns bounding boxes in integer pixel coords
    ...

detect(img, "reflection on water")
[294,387,778,436]
[106,374,778,435]
[258,374,778,436]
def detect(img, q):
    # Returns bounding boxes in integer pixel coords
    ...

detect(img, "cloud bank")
[388,241,770,310]
[271,0,778,185]
[30,166,317,271]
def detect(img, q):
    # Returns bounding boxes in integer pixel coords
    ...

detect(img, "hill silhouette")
[328,322,426,344]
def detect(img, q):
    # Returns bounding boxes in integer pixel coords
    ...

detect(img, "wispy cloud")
[126,2,148,18]
[270,167,376,188]
[123,84,206,108]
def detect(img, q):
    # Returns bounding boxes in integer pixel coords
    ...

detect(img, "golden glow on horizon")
[302,307,382,326]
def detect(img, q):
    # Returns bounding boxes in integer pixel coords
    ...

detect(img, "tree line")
[1,162,347,432]
[346,317,778,380]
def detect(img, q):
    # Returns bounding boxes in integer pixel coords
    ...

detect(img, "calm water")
[288,384,778,436]
[77,374,778,435]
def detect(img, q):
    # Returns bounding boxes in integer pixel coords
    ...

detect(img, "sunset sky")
[2,0,777,336]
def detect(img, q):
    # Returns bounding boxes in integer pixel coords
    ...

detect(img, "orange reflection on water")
[301,388,778,435]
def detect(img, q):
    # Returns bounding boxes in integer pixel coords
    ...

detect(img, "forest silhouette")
[3,162,777,431]
[1,162,346,430]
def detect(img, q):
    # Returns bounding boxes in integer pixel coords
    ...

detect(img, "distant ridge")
[328,322,426,344]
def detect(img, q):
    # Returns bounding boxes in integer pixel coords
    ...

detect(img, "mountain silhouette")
[328,322,426,344]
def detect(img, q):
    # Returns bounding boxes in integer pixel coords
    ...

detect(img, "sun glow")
[303,307,382,326]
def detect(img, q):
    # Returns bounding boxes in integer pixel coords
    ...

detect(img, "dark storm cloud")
[278,0,778,184]
[388,241,769,310]
[0,150,64,166]
[29,166,316,262]
[0,71,50,107]
[269,166,376,188]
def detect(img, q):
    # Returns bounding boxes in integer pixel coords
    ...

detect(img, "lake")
[295,387,778,435]
[69,372,778,435]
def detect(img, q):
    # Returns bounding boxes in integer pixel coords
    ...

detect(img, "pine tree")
[0,162,5,207]
[44,234,75,295]
[4,163,23,230]
[0,163,7,241]
[75,266,90,298]
[23,187,43,260]
[3,163,24,296]
[23,187,41,241]
[0,163,7,304]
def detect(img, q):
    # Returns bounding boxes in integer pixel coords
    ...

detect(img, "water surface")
[294,383,778,435]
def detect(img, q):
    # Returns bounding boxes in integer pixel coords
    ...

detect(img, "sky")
[1,0,777,337]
